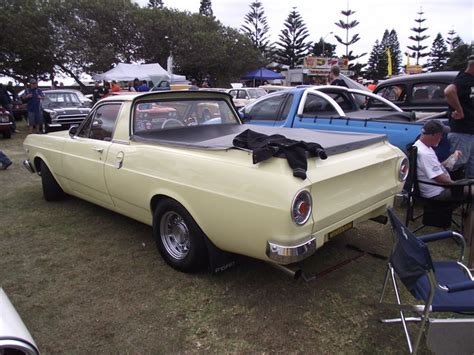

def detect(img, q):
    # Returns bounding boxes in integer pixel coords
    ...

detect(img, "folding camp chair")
[379,208,474,354]
[404,145,473,235]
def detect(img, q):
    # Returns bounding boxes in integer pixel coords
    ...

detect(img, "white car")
[227,87,267,109]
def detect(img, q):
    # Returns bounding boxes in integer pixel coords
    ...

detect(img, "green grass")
[1,122,450,353]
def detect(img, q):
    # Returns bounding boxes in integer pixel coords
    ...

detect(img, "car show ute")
[23,91,408,273]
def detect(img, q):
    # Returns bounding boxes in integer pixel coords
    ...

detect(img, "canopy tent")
[92,63,186,85]
[240,68,284,81]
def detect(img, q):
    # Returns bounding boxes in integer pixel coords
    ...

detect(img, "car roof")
[43,89,83,95]
[101,90,234,102]
[376,71,458,86]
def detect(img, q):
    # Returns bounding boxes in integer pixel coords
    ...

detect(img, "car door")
[62,102,122,206]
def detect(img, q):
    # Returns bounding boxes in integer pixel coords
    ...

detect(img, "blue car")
[239,86,448,155]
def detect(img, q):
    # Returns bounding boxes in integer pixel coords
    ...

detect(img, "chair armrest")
[419,231,458,243]
[452,178,474,186]
[445,280,474,293]
[420,231,465,262]
[418,178,474,188]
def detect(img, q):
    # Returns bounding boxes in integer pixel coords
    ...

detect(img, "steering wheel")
[161,119,184,129]
[184,116,198,126]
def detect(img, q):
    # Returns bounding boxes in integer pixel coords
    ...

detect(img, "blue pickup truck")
[239,86,447,154]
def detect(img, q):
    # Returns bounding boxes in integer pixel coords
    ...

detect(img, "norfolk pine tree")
[428,33,449,72]
[275,8,311,69]
[199,0,213,17]
[407,9,430,65]
[241,1,271,62]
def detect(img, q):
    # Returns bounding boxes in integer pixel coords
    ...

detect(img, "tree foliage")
[0,0,55,83]
[366,40,383,79]
[365,29,401,79]
[334,8,360,57]
[407,9,430,65]
[446,29,463,52]
[0,0,262,87]
[147,0,163,8]
[241,1,270,58]
[445,43,471,71]
[199,0,213,17]
[427,33,449,72]
[312,38,336,58]
[275,8,311,69]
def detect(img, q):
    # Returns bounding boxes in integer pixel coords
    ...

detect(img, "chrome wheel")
[160,211,190,260]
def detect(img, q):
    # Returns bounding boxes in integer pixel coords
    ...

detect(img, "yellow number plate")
[328,222,353,239]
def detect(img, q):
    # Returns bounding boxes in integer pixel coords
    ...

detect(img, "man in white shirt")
[413,119,472,240]
[414,120,461,199]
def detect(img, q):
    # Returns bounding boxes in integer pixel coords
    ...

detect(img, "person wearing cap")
[414,120,464,198]
[444,54,474,178]
[414,119,473,237]
[21,79,44,134]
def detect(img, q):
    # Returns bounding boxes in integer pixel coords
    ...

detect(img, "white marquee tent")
[92,63,186,85]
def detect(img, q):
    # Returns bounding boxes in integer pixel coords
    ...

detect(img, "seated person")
[414,119,473,234]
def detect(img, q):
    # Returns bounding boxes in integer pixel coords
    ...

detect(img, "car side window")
[89,104,121,141]
[242,93,289,121]
[376,85,406,103]
[78,114,93,138]
[228,90,237,98]
[303,93,336,115]
[237,90,247,99]
[412,82,447,102]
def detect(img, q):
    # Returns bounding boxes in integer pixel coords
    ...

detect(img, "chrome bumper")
[22,159,35,173]
[266,237,316,264]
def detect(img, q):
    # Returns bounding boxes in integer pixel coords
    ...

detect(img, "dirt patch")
[1,122,449,353]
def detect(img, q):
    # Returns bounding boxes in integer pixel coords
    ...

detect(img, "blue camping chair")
[379,208,474,354]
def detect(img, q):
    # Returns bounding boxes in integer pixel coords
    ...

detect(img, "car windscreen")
[248,89,267,99]
[132,98,240,135]
[44,92,81,107]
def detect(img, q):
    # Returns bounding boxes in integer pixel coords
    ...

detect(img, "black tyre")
[40,161,65,201]
[3,130,11,139]
[153,199,208,272]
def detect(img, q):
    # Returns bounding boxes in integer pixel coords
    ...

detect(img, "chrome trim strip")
[266,237,316,264]
[22,160,35,173]
[112,139,130,145]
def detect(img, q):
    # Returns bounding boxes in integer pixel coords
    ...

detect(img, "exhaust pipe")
[268,262,302,280]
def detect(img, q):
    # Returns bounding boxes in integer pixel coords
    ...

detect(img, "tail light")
[398,157,409,181]
[291,190,312,225]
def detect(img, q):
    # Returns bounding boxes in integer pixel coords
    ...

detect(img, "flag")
[386,48,392,77]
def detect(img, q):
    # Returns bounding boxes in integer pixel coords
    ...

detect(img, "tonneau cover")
[132,124,387,156]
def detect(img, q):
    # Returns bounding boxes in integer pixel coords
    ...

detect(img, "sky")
[135,0,473,63]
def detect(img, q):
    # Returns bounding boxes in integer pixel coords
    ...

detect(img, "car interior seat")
[413,88,429,101]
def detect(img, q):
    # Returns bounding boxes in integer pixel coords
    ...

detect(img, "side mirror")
[69,125,78,137]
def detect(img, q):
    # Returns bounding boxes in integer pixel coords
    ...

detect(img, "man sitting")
[414,119,473,236]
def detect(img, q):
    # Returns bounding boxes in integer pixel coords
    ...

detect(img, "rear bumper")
[266,237,316,264]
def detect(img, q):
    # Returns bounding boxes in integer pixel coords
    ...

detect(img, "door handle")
[92,147,104,153]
